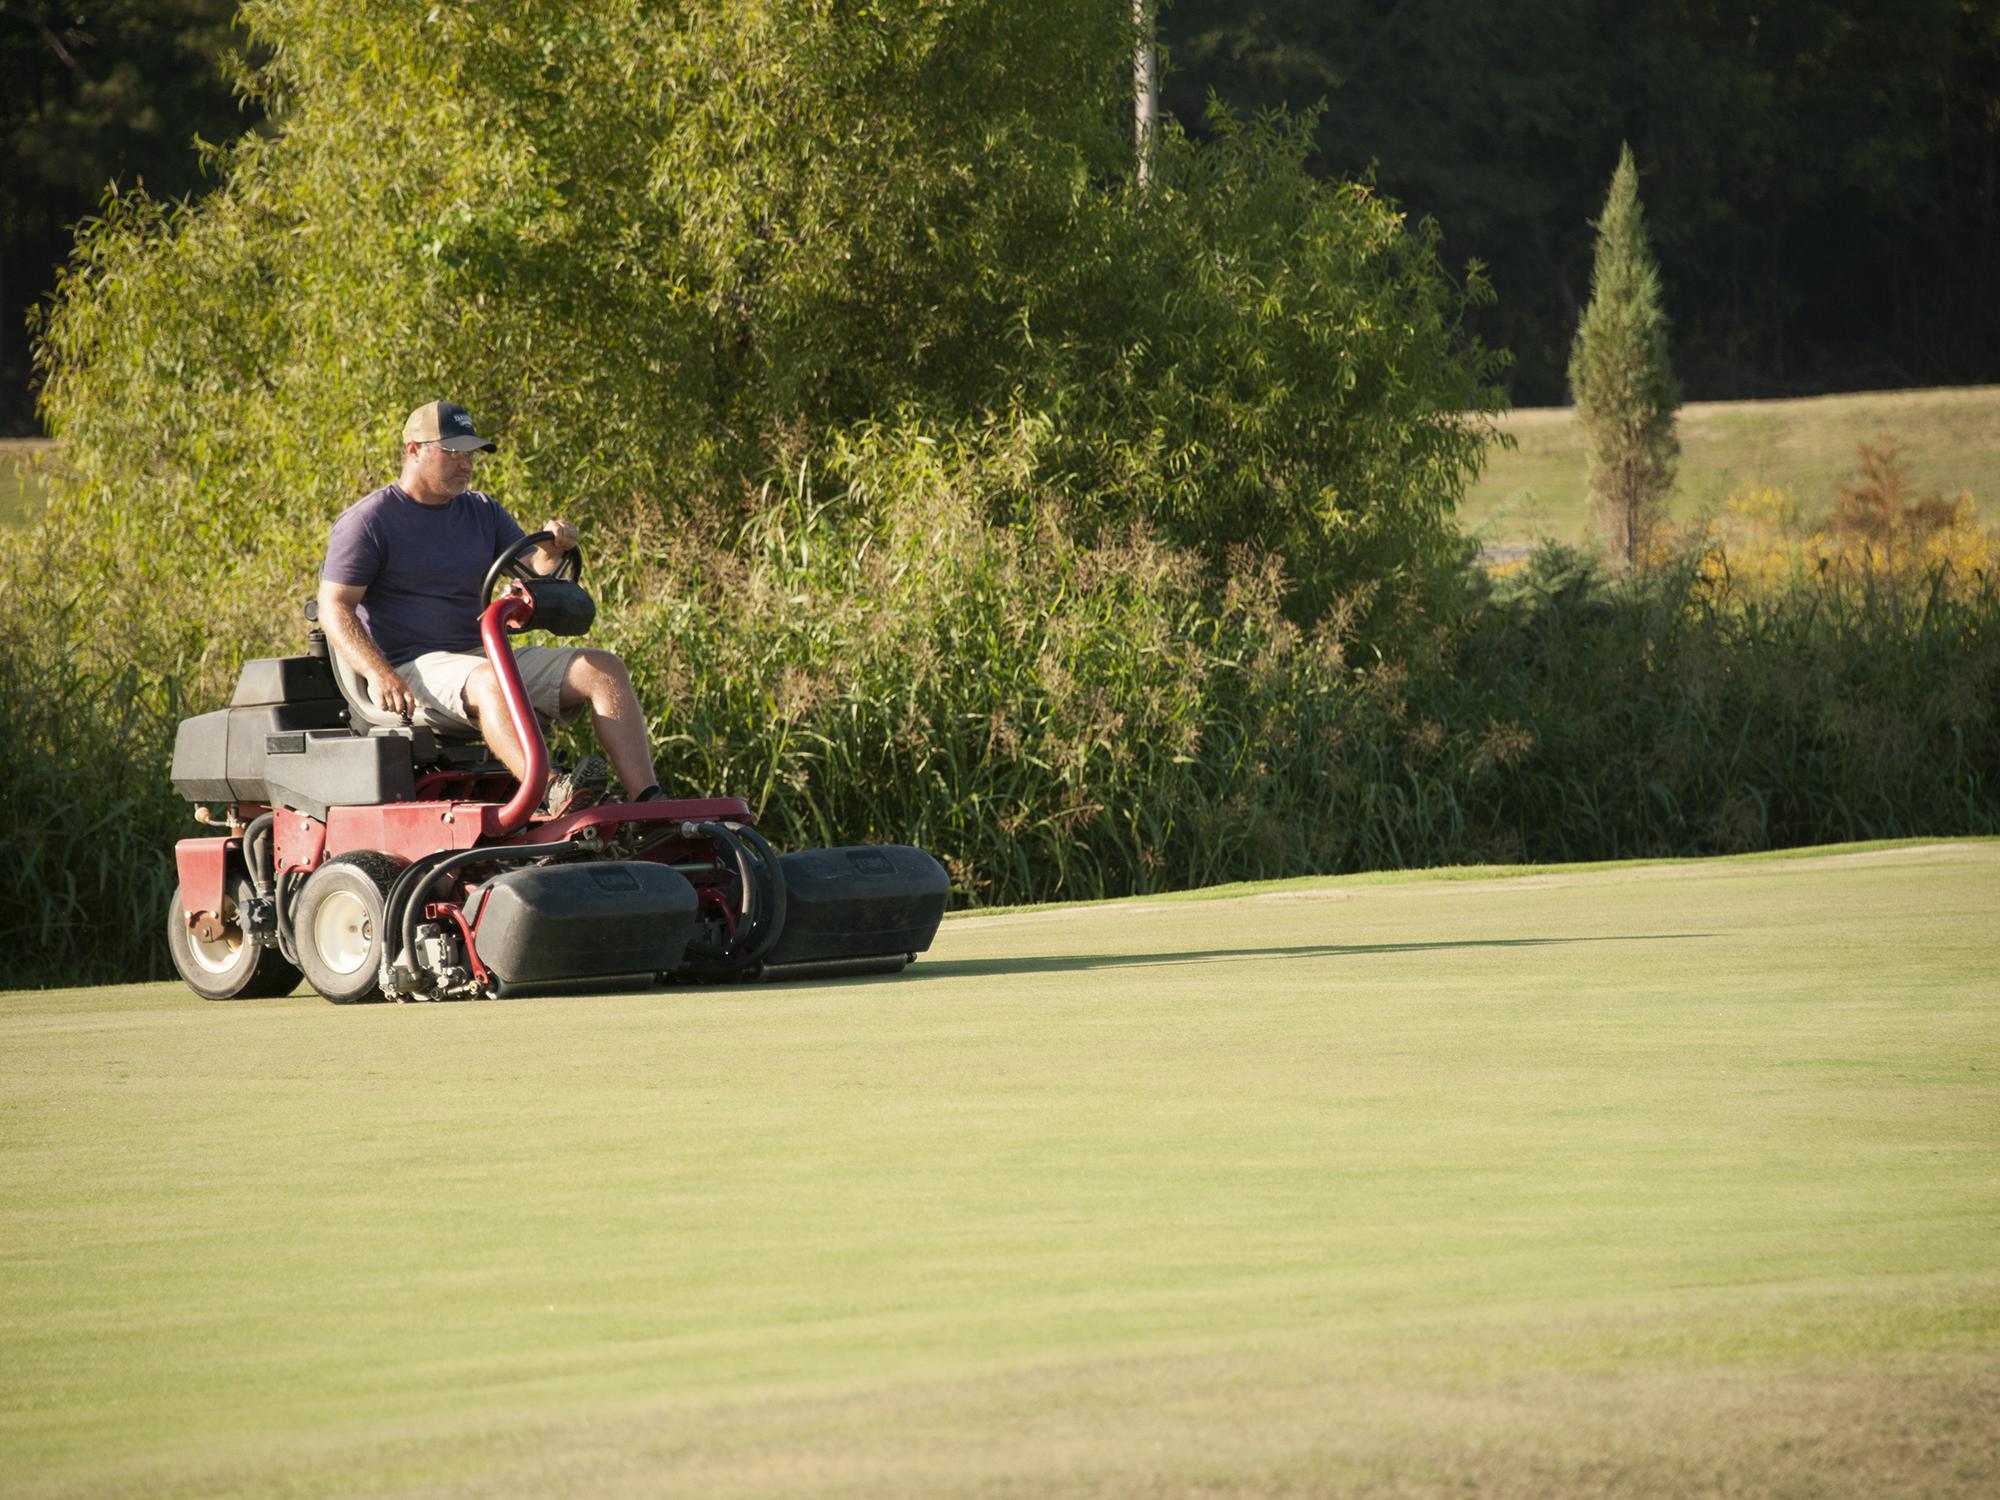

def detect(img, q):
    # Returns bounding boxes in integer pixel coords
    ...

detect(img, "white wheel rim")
[187,900,245,975]
[313,889,375,976]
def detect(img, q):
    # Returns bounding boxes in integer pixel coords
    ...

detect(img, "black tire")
[166,881,302,1001]
[292,852,406,1004]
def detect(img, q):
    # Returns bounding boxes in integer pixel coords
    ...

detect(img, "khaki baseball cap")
[403,399,497,453]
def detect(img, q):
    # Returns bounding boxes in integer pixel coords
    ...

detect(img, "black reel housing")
[762,846,952,979]
[467,861,701,989]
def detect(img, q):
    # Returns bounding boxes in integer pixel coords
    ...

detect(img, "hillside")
[1462,385,2000,550]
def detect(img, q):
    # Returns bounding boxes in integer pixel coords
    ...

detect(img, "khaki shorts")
[386,647,584,736]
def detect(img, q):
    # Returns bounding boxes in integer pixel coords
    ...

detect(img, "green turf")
[0,439,52,528]
[1463,385,2000,549]
[3,842,1996,1497]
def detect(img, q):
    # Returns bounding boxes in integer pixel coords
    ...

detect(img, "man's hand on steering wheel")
[483,529,586,606]
[538,517,579,562]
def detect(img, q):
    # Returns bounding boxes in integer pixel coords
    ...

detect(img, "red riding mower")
[166,533,949,1002]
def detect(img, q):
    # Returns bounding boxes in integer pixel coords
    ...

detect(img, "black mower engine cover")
[170,655,348,804]
[466,860,698,987]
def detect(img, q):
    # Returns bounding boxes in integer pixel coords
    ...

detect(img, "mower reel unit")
[167,533,949,1002]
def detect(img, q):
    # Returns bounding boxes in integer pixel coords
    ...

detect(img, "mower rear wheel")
[166,882,301,1001]
[293,852,405,1004]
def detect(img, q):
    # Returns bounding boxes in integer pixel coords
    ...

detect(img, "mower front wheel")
[166,882,301,1001]
[293,852,405,1004]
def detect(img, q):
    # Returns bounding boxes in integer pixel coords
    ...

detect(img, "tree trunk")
[1134,0,1158,189]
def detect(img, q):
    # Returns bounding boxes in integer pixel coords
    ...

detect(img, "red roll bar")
[479,586,549,837]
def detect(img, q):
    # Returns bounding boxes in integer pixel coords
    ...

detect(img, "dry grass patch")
[1463,386,2000,550]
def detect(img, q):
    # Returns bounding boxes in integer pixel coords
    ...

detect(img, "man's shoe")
[541,754,609,817]
[627,783,671,803]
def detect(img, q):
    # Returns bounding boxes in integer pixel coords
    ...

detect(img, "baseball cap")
[402,400,497,453]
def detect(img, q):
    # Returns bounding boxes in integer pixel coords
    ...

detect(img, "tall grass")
[3,422,1996,986]
[571,424,2000,896]
[1437,545,2000,860]
[0,588,191,986]
[566,422,1368,903]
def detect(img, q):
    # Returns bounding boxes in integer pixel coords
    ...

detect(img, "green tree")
[30,0,1502,640]
[0,0,259,432]
[1567,144,1678,570]
[1166,0,2000,404]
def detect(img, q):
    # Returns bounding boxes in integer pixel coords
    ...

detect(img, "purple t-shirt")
[321,485,527,666]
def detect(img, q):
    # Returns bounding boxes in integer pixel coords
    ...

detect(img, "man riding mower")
[165,403,946,1002]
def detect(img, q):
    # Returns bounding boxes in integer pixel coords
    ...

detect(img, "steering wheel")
[481,530,585,606]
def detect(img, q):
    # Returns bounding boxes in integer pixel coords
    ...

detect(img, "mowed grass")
[2,841,1995,1497]
[1462,384,2000,548]
[0,439,53,527]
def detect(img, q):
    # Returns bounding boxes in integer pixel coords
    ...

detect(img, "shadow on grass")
[913,934,1714,979]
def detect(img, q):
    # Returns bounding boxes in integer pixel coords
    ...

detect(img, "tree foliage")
[1568,144,1678,571]
[12,0,2000,427]
[0,0,258,432]
[32,0,1503,647]
[1165,0,2000,402]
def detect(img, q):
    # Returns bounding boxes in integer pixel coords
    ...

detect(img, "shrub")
[1441,541,2000,858]
[1693,440,1999,597]
[0,526,192,986]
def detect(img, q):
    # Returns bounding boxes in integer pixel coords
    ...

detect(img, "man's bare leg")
[463,663,531,784]
[559,649,658,796]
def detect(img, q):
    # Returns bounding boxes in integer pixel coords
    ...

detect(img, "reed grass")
[3,424,1996,986]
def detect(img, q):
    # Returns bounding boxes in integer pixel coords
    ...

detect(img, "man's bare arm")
[317,579,414,718]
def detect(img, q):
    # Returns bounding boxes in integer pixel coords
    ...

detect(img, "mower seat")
[326,639,417,732]
[305,599,505,755]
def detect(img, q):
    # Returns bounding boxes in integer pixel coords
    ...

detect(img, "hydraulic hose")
[242,812,276,902]
[241,811,294,963]
[273,869,300,968]
[726,821,788,966]
[680,820,787,974]
[681,821,755,964]
[382,849,461,970]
